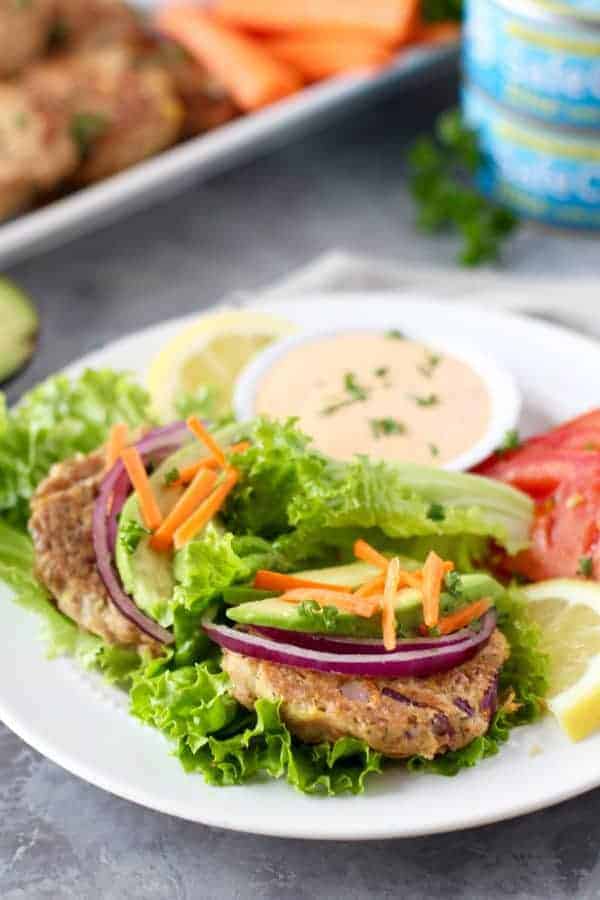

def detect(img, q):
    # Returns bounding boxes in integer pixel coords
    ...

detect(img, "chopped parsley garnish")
[298,599,340,632]
[118,519,150,554]
[417,352,442,378]
[70,112,110,158]
[427,502,446,521]
[578,556,593,577]
[374,366,390,379]
[496,428,521,455]
[321,371,370,416]
[429,443,440,458]
[385,329,405,340]
[411,393,439,407]
[444,570,464,598]
[369,417,407,439]
[164,467,180,486]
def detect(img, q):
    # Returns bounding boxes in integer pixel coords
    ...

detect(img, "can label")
[462,85,600,228]
[464,0,600,129]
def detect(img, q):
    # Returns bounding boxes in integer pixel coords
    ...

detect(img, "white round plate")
[1,295,599,840]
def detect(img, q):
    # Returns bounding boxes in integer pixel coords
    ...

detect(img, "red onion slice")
[93,421,189,644]
[203,610,497,679]
[249,625,476,654]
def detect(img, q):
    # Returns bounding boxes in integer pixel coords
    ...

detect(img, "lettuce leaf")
[224,418,533,566]
[0,518,141,685]
[407,584,549,776]
[0,369,153,530]
[131,658,382,794]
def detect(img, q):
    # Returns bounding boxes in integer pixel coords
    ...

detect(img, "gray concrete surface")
[2,68,600,900]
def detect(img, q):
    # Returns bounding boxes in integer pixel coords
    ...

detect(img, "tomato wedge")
[474,409,600,581]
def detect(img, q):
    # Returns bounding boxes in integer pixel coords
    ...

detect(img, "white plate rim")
[1,293,600,841]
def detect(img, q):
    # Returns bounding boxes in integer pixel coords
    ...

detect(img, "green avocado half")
[227,572,504,637]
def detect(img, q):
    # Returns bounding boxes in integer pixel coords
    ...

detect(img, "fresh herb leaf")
[408,109,519,266]
[427,502,446,522]
[374,366,390,379]
[164,467,180,486]
[578,556,593,577]
[369,417,407,439]
[444,570,463,597]
[422,0,463,22]
[385,329,405,340]
[411,393,439,407]
[70,112,110,157]
[429,443,440,458]
[496,429,521,455]
[299,599,340,632]
[417,352,442,378]
[119,519,150,555]
[321,372,370,416]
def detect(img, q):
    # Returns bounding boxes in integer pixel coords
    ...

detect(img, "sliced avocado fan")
[0,278,39,384]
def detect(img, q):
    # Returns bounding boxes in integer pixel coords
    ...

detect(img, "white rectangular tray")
[0,7,458,266]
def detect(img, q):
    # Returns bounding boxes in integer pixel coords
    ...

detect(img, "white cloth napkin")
[238,249,600,339]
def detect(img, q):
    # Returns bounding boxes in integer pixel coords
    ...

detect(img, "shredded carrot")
[186,415,227,467]
[106,422,129,468]
[173,469,238,549]
[173,442,251,485]
[253,570,350,593]
[353,539,389,570]
[121,447,163,531]
[150,468,218,551]
[420,550,446,628]
[354,573,386,597]
[382,557,400,651]
[433,598,492,636]
[278,588,380,618]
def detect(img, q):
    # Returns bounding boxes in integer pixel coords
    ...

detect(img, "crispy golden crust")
[29,448,160,654]
[0,0,55,77]
[0,82,77,221]
[222,630,510,759]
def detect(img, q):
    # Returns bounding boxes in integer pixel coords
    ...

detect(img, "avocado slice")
[0,278,39,384]
[226,572,504,637]
[115,426,240,625]
[293,558,419,589]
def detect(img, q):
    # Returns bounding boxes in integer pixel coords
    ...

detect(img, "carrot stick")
[173,442,251,486]
[414,21,461,46]
[382,556,400,651]
[173,469,238,549]
[265,31,392,81]
[186,415,227,467]
[150,468,218,551]
[421,550,446,628]
[214,0,420,45]
[106,422,129,468]
[353,539,389,571]
[354,573,386,597]
[121,447,163,531]
[435,598,492,636]
[253,570,350,593]
[279,587,380,618]
[154,6,303,111]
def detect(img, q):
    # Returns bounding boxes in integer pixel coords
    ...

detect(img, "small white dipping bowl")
[233,328,521,472]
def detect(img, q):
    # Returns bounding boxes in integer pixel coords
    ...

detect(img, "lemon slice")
[147,308,294,421]
[523,579,600,741]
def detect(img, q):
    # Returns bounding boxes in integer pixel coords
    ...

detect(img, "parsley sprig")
[408,110,518,266]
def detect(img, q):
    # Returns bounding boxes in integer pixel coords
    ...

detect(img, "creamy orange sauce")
[254,332,491,465]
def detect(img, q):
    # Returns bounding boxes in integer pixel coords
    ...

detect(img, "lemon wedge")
[147,308,294,421]
[523,579,600,741]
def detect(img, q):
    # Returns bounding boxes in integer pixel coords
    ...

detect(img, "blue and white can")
[464,0,600,130]
[463,83,600,228]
